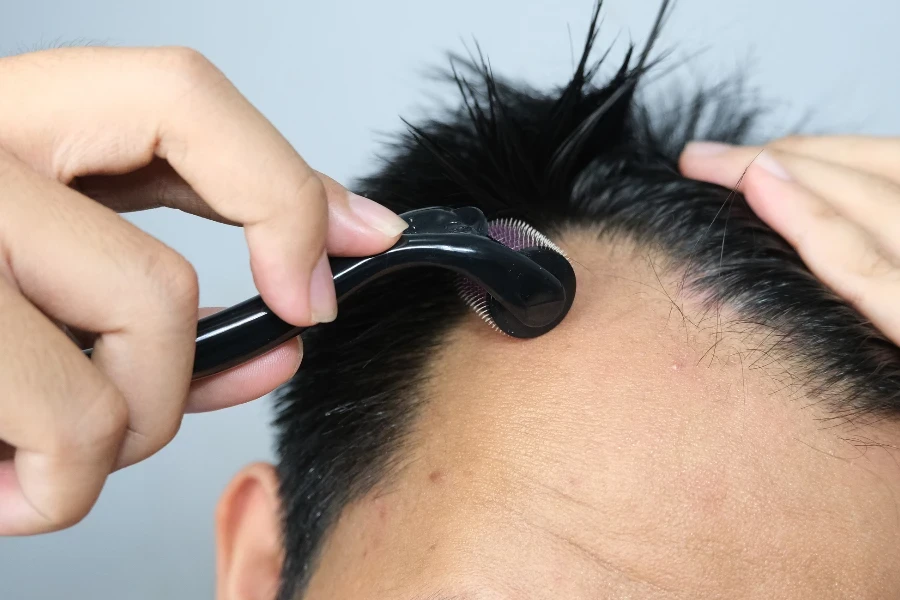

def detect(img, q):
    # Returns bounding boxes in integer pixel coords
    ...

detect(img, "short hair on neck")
[271,2,900,597]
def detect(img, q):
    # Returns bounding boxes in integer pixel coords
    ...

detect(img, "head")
[213,3,900,599]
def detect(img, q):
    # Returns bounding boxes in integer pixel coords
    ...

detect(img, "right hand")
[680,135,900,347]
[0,46,409,536]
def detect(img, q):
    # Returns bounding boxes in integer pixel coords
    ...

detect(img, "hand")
[680,135,900,346]
[0,46,408,535]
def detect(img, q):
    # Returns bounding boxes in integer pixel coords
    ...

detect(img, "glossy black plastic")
[81,207,576,379]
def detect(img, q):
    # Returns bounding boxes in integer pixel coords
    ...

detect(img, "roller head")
[456,219,576,338]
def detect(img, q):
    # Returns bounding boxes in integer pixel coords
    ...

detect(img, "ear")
[215,462,284,600]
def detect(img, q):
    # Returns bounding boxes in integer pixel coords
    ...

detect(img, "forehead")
[303,231,900,600]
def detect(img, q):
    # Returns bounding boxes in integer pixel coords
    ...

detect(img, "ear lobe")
[215,462,284,600]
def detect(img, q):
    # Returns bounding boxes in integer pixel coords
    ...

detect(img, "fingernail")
[285,338,303,377]
[683,141,733,157]
[348,193,409,237]
[755,150,792,181]
[309,251,337,324]
[292,340,303,375]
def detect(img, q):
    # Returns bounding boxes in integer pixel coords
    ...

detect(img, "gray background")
[0,1,897,598]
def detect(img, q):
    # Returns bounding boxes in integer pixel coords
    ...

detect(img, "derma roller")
[81,206,576,378]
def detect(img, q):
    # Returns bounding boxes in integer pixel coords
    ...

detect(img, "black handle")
[80,208,571,380]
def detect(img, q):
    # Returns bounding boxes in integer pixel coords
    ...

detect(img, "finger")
[767,151,900,259]
[187,339,302,412]
[184,308,301,412]
[316,171,409,256]
[770,135,900,187]
[680,136,900,190]
[680,143,900,258]
[680,142,768,189]
[0,47,408,327]
[725,154,900,346]
[72,157,234,223]
[74,161,408,257]
[0,278,127,535]
[0,149,197,470]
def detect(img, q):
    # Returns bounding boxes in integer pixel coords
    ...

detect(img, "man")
[4,3,900,599]
[212,4,900,600]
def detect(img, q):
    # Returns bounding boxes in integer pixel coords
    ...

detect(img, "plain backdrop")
[0,1,898,598]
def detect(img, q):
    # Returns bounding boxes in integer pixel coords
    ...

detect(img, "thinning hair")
[271,2,900,597]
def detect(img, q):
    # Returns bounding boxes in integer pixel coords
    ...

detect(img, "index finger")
[769,135,900,186]
[0,46,378,326]
[679,136,900,191]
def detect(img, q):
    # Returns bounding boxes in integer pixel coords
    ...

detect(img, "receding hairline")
[272,3,900,595]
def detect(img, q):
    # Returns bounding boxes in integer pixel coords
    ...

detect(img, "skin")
[681,136,900,348]
[213,136,900,600]
[1,42,898,596]
[0,46,409,536]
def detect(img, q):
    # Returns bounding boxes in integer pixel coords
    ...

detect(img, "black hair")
[271,2,900,597]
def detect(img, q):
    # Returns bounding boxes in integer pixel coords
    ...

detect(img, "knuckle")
[770,135,809,152]
[158,46,214,77]
[89,383,130,445]
[146,415,184,456]
[297,172,328,212]
[51,382,127,456]
[0,145,17,171]
[154,46,224,93]
[293,173,329,232]
[0,147,33,192]
[857,242,896,280]
[48,499,95,531]
[808,199,840,222]
[56,509,89,530]
[140,244,199,312]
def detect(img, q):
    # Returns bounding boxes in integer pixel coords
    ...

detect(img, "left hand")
[679,135,900,346]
